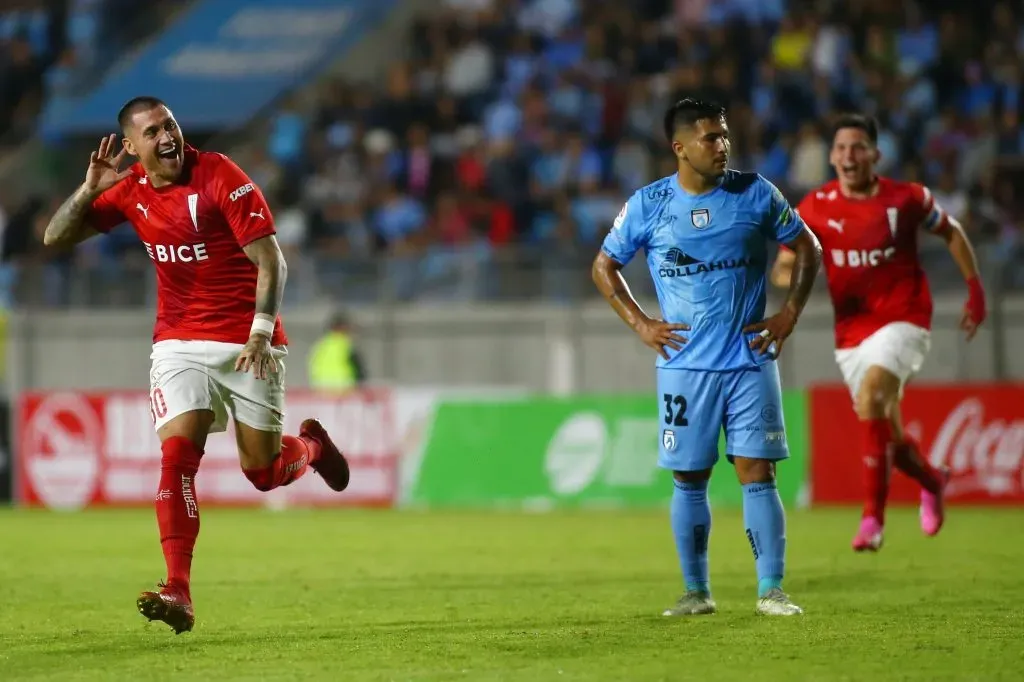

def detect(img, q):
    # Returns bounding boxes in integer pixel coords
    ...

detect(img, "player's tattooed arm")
[46,134,129,247]
[782,227,823,318]
[592,251,689,360]
[746,227,821,355]
[236,235,287,379]
[242,235,288,320]
[769,248,796,289]
[42,186,100,247]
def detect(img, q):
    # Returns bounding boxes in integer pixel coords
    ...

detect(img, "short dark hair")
[832,113,878,145]
[117,96,168,132]
[663,98,727,142]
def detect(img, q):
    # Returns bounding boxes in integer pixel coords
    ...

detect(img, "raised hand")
[84,134,132,194]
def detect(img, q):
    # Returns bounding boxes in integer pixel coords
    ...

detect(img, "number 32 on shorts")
[663,393,688,427]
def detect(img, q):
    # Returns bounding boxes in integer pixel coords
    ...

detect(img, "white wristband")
[250,314,275,338]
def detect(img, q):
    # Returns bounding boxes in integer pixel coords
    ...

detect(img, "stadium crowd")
[2,0,1024,306]
[0,1,177,145]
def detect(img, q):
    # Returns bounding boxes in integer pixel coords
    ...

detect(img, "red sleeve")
[779,193,816,253]
[211,154,276,247]
[87,181,130,233]
[909,183,952,234]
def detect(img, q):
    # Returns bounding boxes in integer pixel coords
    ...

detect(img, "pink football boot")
[920,468,951,536]
[852,516,884,552]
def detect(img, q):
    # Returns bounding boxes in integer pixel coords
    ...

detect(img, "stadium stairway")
[0,0,200,191]
[0,0,432,198]
[216,0,436,168]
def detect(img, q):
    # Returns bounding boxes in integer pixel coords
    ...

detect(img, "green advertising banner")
[407,392,808,509]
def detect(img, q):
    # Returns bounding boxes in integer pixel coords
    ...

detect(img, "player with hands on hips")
[593,98,821,618]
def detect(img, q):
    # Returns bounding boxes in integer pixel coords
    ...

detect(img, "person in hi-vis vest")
[308,311,365,391]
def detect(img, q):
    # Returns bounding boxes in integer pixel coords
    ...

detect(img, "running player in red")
[770,114,987,552]
[42,96,351,634]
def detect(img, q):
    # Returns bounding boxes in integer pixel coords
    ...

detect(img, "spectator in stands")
[788,121,828,195]
[0,193,30,310]
[6,0,1024,307]
[0,31,42,140]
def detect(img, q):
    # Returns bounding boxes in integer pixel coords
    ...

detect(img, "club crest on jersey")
[690,209,710,229]
[663,429,677,451]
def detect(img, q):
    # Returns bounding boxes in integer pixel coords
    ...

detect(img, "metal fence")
[5,238,1024,310]
[4,249,1023,398]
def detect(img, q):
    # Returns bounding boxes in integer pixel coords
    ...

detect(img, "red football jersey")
[795,177,952,349]
[88,145,288,346]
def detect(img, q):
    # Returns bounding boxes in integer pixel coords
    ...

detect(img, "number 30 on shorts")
[150,387,168,424]
[663,393,688,427]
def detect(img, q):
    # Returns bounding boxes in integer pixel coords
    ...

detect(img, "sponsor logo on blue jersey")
[657,248,753,278]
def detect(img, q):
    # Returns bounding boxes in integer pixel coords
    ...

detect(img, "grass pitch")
[1,506,1022,681]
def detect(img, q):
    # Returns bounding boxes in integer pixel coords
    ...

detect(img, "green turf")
[1,507,1022,681]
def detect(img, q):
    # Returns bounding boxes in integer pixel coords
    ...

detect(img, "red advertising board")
[811,384,1024,505]
[17,389,399,510]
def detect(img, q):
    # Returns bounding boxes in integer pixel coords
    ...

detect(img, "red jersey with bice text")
[88,145,288,346]
[794,177,952,349]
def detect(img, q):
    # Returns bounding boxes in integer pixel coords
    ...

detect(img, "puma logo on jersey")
[250,208,265,220]
[136,203,149,219]
[831,247,896,268]
[827,219,844,233]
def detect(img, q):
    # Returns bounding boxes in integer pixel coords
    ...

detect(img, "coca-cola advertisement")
[810,384,1024,505]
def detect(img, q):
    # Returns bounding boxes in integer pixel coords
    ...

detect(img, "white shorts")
[834,322,931,399]
[149,340,287,434]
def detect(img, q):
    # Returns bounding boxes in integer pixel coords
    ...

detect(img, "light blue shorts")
[656,363,789,472]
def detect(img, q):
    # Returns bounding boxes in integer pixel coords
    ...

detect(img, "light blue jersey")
[601,170,805,372]
[608,164,802,610]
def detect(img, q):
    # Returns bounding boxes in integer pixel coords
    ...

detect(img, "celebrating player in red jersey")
[771,114,987,552]
[42,97,352,634]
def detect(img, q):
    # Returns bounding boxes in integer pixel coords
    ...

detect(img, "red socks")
[156,436,203,597]
[154,433,323,596]
[892,435,942,494]
[861,420,943,524]
[862,419,892,524]
[241,434,321,492]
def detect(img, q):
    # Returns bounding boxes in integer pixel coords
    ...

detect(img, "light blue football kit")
[601,170,806,607]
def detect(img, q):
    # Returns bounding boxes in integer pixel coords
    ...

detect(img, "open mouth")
[157,144,181,163]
